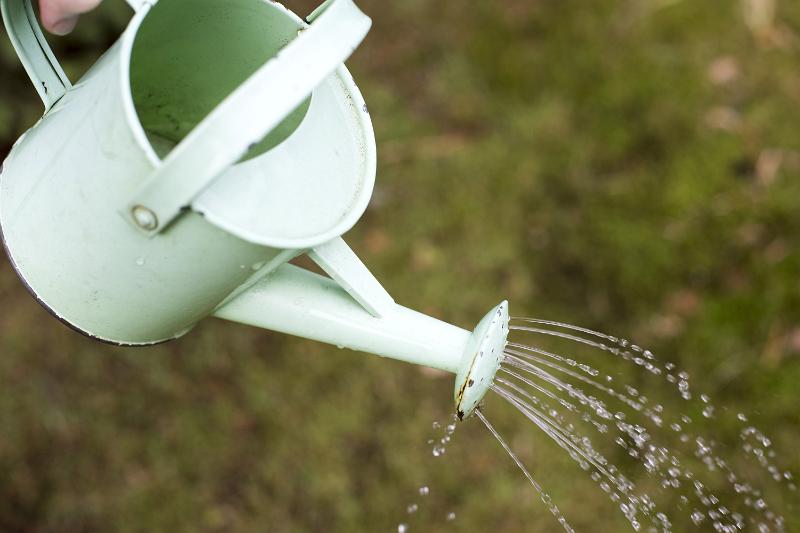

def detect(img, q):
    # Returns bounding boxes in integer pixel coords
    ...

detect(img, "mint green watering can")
[0,0,507,418]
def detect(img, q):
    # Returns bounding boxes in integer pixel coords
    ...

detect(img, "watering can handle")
[0,0,145,111]
[123,0,372,236]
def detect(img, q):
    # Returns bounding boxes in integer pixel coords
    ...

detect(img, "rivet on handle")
[131,205,159,231]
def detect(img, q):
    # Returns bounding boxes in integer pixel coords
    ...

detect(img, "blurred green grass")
[1,0,799,531]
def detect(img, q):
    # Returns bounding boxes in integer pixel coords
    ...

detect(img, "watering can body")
[1,0,508,418]
[1,0,376,345]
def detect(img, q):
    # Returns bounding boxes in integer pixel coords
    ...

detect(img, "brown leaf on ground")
[786,328,800,355]
[736,223,765,247]
[364,228,391,255]
[760,323,792,368]
[411,241,441,272]
[667,289,701,317]
[755,149,784,186]
[708,56,740,86]
[763,239,789,264]
[704,106,742,132]
[649,314,685,340]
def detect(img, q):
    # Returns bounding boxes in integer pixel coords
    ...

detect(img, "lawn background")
[1,0,799,531]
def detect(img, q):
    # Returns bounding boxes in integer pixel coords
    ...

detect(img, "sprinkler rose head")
[454,301,509,420]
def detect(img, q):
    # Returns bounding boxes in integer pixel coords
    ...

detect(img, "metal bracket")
[309,237,395,318]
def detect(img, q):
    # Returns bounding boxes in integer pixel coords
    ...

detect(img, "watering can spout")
[213,262,471,373]
[212,239,509,417]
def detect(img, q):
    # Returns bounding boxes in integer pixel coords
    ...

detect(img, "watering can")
[0,0,508,418]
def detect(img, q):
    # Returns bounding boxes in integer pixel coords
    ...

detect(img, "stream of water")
[473,316,795,532]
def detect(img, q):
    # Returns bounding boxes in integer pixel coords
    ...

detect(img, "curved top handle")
[124,0,372,237]
[1,0,144,111]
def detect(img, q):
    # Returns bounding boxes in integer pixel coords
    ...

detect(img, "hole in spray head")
[128,0,311,161]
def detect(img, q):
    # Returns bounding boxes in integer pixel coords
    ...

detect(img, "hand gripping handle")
[123,0,372,236]
[1,0,144,110]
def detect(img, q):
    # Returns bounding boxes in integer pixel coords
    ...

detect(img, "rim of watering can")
[192,65,377,250]
[118,2,170,170]
[118,0,313,170]
[116,1,377,249]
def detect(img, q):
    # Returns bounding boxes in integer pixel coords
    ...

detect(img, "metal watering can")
[0,0,508,418]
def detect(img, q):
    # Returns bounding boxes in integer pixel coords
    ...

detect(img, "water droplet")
[737,413,748,422]
[446,512,456,521]
[678,380,691,400]
[419,486,429,496]
[398,523,408,532]
[432,421,441,430]
[407,503,418,514]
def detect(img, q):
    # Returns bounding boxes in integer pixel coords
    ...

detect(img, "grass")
[1,0,799,531]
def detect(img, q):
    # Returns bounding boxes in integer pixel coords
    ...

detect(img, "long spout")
[213,254,509,419]
[213,263,471,373]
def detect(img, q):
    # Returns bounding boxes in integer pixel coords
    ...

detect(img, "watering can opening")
[119,0,379,249]
[128,0,311,162]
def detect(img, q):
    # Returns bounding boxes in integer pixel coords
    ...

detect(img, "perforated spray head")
[454,301,509,420]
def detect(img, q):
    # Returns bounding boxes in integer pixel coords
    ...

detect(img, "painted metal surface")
[213,264,471,374]
[308,237,395,318]
[1,0,507,414]
[0,0,375,345]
